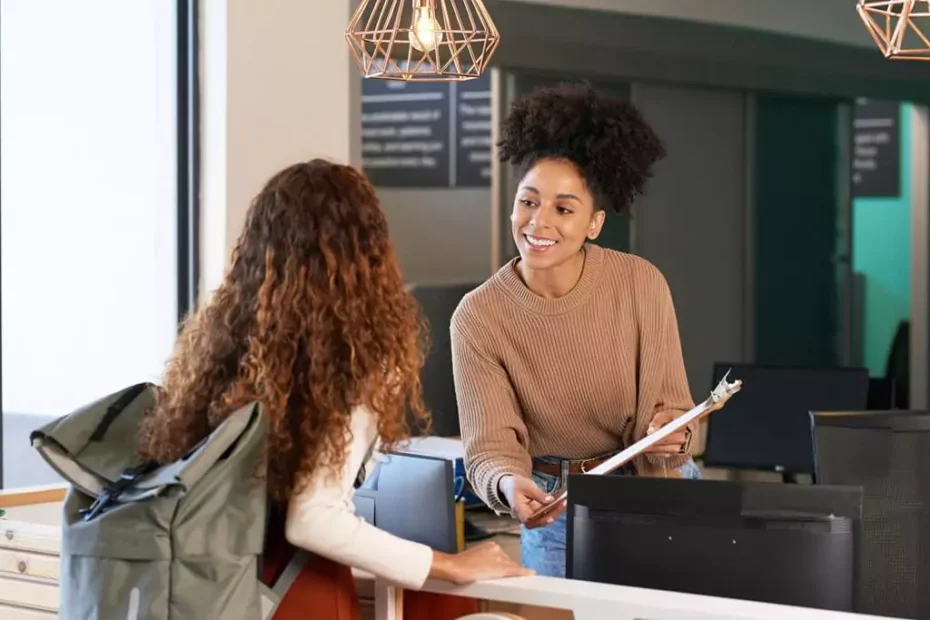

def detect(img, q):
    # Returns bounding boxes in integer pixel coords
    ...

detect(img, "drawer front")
[0,574,59,612]
[0,511,63,617]
[0,548,60,581]
[0,521,61,555]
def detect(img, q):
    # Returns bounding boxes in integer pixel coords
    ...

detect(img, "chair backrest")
[812,410,930,619]
[884,320,910,408]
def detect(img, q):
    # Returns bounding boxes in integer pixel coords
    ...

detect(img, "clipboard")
[526,371,743,521]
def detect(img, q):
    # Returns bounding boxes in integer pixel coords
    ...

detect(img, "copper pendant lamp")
[345,0,500,81]
[858,0,930,60]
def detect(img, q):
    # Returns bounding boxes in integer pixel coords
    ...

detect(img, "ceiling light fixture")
[345,0,500,81]
[858,0,930,61]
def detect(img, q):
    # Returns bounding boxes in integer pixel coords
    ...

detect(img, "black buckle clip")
[80,462,155,522]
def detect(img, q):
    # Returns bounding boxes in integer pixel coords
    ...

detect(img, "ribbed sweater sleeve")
[630,262,697,476]
[450,319,531,514]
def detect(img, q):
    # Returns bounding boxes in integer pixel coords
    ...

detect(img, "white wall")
[1,0,179,487]
[199,0,493,289]
[506,0,873,49]
[199,0,362,297]
[1,0,179,417]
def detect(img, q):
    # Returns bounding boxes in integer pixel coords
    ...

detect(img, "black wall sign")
[361,78,450,188]
[852,99,900,199]
[455,76,493,187]
[361,72,492,189]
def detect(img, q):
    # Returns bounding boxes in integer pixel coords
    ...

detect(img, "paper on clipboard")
[526,371,743,521]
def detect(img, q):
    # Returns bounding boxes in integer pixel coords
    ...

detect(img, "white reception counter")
[0,485,907,620]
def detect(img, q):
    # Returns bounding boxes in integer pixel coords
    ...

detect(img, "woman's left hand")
[643,410,687,454]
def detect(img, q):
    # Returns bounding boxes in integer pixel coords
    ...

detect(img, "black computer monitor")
[704,362,869,476]
[867,377,896,410]
[566,475,862,612]
[409,282,480,437]
[355,452,457,553]
[812,410,930,619]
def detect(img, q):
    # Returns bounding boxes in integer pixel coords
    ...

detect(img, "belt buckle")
[580,458,594,474]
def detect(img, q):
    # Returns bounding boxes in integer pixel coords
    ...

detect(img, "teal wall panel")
[852,103,913,376]
[754,95,842,367]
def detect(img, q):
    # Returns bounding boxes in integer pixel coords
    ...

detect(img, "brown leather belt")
[532,454,614,478]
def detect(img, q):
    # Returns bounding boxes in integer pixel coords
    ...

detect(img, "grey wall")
[378,188,492,285]
[485,0,930,104]
[630,83,750,400]
[504,0,873,49]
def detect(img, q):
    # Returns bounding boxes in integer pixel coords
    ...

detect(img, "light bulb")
[408,5,443,53]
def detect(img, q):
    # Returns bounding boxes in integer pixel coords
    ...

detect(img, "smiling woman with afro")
[451,82,701,578]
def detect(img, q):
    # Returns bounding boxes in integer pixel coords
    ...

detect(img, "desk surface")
[419,576,905,620]
[352,510,521,601]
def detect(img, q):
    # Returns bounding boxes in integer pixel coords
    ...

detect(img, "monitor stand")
[463,517,494,543]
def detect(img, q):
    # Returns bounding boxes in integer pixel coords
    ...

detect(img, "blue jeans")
[520,457,703,578]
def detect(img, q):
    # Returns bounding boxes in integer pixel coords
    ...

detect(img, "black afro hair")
[497,82,666,214]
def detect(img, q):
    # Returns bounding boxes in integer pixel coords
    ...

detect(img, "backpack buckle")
[81,490,115,521]
[80,461,156,522]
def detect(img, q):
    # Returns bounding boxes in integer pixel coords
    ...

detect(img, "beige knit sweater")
[450,244,696,513]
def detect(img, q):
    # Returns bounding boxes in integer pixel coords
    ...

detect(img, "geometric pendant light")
[857,0,930,61]
[346,0,500,81]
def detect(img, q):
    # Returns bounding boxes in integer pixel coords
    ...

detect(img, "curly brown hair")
[138,159,430,504]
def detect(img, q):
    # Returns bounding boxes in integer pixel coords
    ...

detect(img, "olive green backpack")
[30,383,307,619]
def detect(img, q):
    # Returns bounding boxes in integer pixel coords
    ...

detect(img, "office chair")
[885,320,910,409]
[812,410,930,619]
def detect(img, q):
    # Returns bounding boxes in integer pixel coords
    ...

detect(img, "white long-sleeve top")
[284,406,434,590]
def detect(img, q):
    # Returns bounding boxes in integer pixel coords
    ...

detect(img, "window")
[0,0,198,488]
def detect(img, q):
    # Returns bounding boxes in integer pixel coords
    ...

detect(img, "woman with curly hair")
[451,83,702,578]
[139,159,530,619]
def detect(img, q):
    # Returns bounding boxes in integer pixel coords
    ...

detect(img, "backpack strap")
[79,460,159,521]
[272,549,310,597]
[88,383,150,441]
[354,440,377,489]
[259,549,310,619]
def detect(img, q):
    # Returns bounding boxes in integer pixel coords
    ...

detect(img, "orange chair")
[262,510,479,620]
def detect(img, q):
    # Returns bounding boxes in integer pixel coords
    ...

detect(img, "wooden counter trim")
[0,485,68,509]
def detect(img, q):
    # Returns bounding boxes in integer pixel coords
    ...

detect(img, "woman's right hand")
[429,542,534,585]
[498,474,567,529]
